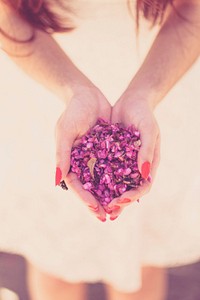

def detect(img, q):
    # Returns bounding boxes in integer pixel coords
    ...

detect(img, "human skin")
[0,0,199,221]
[108,0,200,219]
[0,1,114,222]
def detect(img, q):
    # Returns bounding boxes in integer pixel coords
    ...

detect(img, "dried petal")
[70,119,143,206]
[87,157,97,179]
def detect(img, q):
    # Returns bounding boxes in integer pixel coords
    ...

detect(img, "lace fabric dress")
[0,0,200,292]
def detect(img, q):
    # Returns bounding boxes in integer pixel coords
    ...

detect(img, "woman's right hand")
[55,80,111,222]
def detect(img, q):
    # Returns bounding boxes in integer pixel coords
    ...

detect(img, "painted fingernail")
[97,216,106,222]
[88,205,99,212]
[109,205,120,210]
[110,216,118,221]
[137,199,140,203]
[59,180,68,191]
[55,167,62,186]
[141,161,151,180]
[104,207,112,214]
[118,198,131,204]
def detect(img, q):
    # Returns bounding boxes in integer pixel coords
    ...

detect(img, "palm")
[56,85,111,221]
[64,89,111,139]
[108,94,160,220]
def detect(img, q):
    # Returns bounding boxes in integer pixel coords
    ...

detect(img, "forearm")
[0,4,90,103]
[128,0,200,108]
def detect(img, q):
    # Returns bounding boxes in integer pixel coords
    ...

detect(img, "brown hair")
[2,0,172,36]
[136,0,173,27]
[1,0,73,34]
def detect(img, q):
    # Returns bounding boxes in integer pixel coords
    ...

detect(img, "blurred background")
[1,3,200,300]
[0,252,200,300]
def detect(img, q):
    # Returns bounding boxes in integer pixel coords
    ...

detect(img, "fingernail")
[118,198,131,204]
[109,205,120,210]
[55,167,62,186]
[141,161,151,180]
[137,199,140,203]
[97,216,106,222]
[88,205,99,212]
[110,216,118,221]
[104,207,112,214]
[60,180,68,191]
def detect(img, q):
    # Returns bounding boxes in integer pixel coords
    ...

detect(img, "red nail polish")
[118,198,131,204]
[111,205,120,210]
[97,216,106,222]
[104,207,112,214]
[141,161,151,180]
[110,216,118,221]
[55,167,62,186]
[88,205,99,212]
[137,199,140,203]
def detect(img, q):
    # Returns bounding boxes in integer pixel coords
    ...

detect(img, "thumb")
[138,124,157,180]
[55,126,75,189]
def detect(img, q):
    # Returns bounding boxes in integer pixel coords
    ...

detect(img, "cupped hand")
[55,80,111,222]
[108,90,161,220]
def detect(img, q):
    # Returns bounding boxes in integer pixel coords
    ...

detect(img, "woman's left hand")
[108,89,161,220]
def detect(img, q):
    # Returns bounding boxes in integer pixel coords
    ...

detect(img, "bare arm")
[0,2,110,221]
[127,0,200,108]
[110,0,200,218]
[0,2,91,102]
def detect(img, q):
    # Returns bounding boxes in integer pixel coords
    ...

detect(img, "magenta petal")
[70,118,143,206]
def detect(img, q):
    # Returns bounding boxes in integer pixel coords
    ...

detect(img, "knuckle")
[56,149,62,158]
[65,176,75,185]
[140,143,154,155]
[56,155,66,167]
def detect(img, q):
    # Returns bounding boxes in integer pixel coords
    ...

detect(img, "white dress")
[0,0,200,292]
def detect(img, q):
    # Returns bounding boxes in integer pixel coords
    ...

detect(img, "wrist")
[59,76,96,106]
[126,80,160,111]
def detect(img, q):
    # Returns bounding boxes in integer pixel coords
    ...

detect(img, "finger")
[55,123,76,186]
[108,197,134,210]
[109,205,123,221]
[150,133,161,182]
[108,180,150,210]
[119,181,150,202]
[66,172,107,221]
[137,122,157,180]
[108,195,138,220]
[108,134,160,208]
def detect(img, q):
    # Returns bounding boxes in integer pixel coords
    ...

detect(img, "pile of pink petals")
[70,119,143,207]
